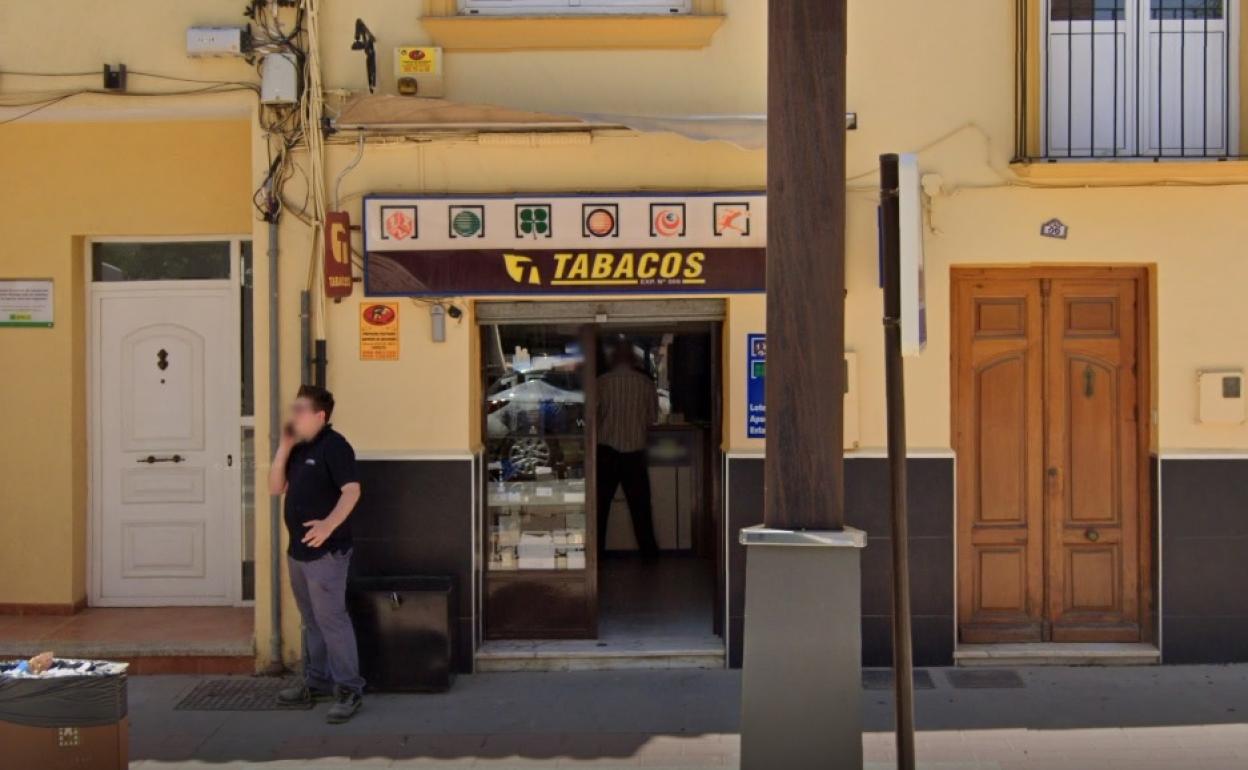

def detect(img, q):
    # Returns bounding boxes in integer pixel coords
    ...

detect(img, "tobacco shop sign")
[362,192,766,296]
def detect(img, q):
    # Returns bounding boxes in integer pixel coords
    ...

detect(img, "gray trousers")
[288,550,365,695]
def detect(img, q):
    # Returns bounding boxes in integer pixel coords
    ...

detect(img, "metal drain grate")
[862,669,936,690]
[946,669,1026,689]
[175,678,315,711]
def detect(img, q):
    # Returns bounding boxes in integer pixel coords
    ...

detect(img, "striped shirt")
[596,366,658,453]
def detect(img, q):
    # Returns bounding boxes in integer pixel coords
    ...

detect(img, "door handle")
[1085,528,1100,542]
[137,454,185,464]
[227,454,233,468]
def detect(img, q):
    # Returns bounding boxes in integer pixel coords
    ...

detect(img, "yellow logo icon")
[503,254,542,285]
[328,219,350,265]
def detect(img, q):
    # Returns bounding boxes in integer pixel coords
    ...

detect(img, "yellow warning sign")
[396,47,440,76]
[359,302,399,361]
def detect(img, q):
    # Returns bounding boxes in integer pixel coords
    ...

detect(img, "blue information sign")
[747,333,766,438]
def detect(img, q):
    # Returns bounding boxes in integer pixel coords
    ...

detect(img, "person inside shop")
[596,339,660,559]
[268,384,365,724]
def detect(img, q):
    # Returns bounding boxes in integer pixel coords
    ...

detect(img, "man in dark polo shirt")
[268,384,364,723]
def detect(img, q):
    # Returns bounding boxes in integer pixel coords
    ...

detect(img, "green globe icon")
[452,209,482,237]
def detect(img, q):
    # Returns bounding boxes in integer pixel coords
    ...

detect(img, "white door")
[92,281,238,605]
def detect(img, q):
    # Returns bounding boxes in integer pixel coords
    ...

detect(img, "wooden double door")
[954,267,1150,643]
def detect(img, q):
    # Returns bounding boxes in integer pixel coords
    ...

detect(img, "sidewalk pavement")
[129,665,1248,769]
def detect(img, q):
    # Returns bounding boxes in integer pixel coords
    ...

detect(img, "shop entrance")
[952,267,1152,645]
[479,305,723,664]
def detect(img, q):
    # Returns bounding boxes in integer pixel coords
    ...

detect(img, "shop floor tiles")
[0,606,254,674]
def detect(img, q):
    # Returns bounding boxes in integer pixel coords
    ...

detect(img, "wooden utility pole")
[765,0,848,532]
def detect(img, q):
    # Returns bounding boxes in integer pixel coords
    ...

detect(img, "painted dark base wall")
[727,456,955,669]
[351,459,475,674]
[1161,458,1248,664]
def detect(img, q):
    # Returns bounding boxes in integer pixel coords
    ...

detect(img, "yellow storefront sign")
[359,302,399,361]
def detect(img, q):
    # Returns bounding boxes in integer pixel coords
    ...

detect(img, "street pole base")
[739,525,867,770]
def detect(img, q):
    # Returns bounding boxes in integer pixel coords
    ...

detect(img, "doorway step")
[476,636,725,672]
[955,643,1160,667]
[0,607,254,674]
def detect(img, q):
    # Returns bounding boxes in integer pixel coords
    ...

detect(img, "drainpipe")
[265,196,285,676]
[300,291,312,387]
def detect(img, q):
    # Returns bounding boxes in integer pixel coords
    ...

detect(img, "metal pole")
[764,0,847,531]
[265,191,285,676]
[879,153,916,770]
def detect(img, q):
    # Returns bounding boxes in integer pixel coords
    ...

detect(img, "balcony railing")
[1021,0,1240,159]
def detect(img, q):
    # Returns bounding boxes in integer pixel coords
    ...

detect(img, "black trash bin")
[348,576,456,693]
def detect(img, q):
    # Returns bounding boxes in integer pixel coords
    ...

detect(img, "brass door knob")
[1085,528,1100,542]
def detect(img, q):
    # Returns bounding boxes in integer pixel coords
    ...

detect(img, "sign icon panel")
[582,204,620,238]
[449,205,485,239]
[713,202,751,237]
[515,204,552,239]
[650,203,686,238]
[381,206,418,241]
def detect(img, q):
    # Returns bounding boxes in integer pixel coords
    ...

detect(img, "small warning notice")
[359,302,399,361]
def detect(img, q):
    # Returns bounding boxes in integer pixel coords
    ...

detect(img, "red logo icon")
[650,204,686,238]
[363,304,396,326]
[382,207,417,240]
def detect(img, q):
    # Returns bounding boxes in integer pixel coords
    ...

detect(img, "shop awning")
[332,95,766,150]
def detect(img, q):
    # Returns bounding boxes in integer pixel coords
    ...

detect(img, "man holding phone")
[268,384,365,723]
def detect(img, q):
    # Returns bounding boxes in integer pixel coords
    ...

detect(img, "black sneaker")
[276,683,333,706]
[325,688,362,724]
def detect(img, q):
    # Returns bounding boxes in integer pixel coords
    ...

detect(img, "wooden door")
[954,277,1046,642]
[954,268,1147,644]
[1045,278,1141,641]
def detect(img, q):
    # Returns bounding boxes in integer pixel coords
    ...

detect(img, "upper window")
[91,242,232,282]
[1049,0,1223,20]
[459,0,690,14]
[1041,0,1239,158]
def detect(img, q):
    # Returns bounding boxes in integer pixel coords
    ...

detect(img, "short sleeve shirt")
[284,426,359,561]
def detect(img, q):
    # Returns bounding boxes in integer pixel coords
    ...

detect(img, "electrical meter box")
[1198,369,1245,424]
[186,26,250,57]
[394,46,444,98]
[261,53,298,105]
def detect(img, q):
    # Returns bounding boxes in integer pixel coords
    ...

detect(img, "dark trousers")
[288,550,365,695]
[596,444,659,555]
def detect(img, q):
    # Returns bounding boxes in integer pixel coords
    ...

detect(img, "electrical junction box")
[261,53,298,105]
[187,26,251,57]
[1198,369,1245,424]
[394,46,444,98]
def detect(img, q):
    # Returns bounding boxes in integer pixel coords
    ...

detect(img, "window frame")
[1035,0,1241,159]
[459,0,692,15]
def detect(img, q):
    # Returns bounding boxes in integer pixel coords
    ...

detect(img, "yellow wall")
[0,120,252,606]
[4,1,1248,669]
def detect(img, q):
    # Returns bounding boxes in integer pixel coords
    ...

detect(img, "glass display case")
[482,324,596,639]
